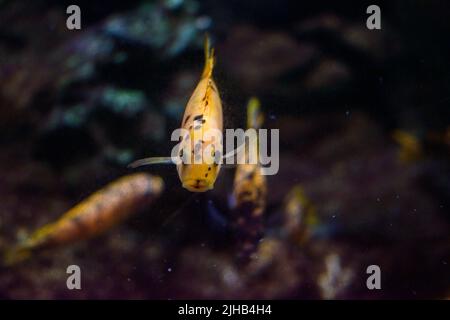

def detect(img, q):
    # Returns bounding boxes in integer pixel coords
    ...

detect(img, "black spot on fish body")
[246,171,255,180]
[71,215,83,226]
[192,180,201,189]
[184,115,191,125]
[193,115,204,121]
[70,215,88,233]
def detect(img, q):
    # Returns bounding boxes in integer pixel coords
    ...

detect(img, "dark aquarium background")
[0,0,449,299]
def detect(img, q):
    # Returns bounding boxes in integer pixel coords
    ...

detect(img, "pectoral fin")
[128,157,174,168]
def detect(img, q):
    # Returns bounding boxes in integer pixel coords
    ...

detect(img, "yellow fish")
[230,97,267,262]
[4,173,164,265]
[130,36,223,192]
[231,97,267,216]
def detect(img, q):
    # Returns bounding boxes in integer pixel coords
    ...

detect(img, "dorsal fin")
[201,34,215,79]
[247,97,264,129]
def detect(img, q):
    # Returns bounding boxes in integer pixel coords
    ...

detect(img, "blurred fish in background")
[4,173,163,266]
[229,97,267,264]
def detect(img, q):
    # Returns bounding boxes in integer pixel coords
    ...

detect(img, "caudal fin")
[201,34,215,79]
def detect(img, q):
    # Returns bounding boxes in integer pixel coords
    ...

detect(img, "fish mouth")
[182,179,213,192]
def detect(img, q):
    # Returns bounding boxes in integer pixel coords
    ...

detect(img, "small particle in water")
[332,214,336,219]
[222,268,240,287]
[269,113,276,120]
[396,194,400,199]
[345,110,350,116]
[376,198,381,202]
[442,261,448,265]
[167,267,172,272]
[200,243,206,247]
